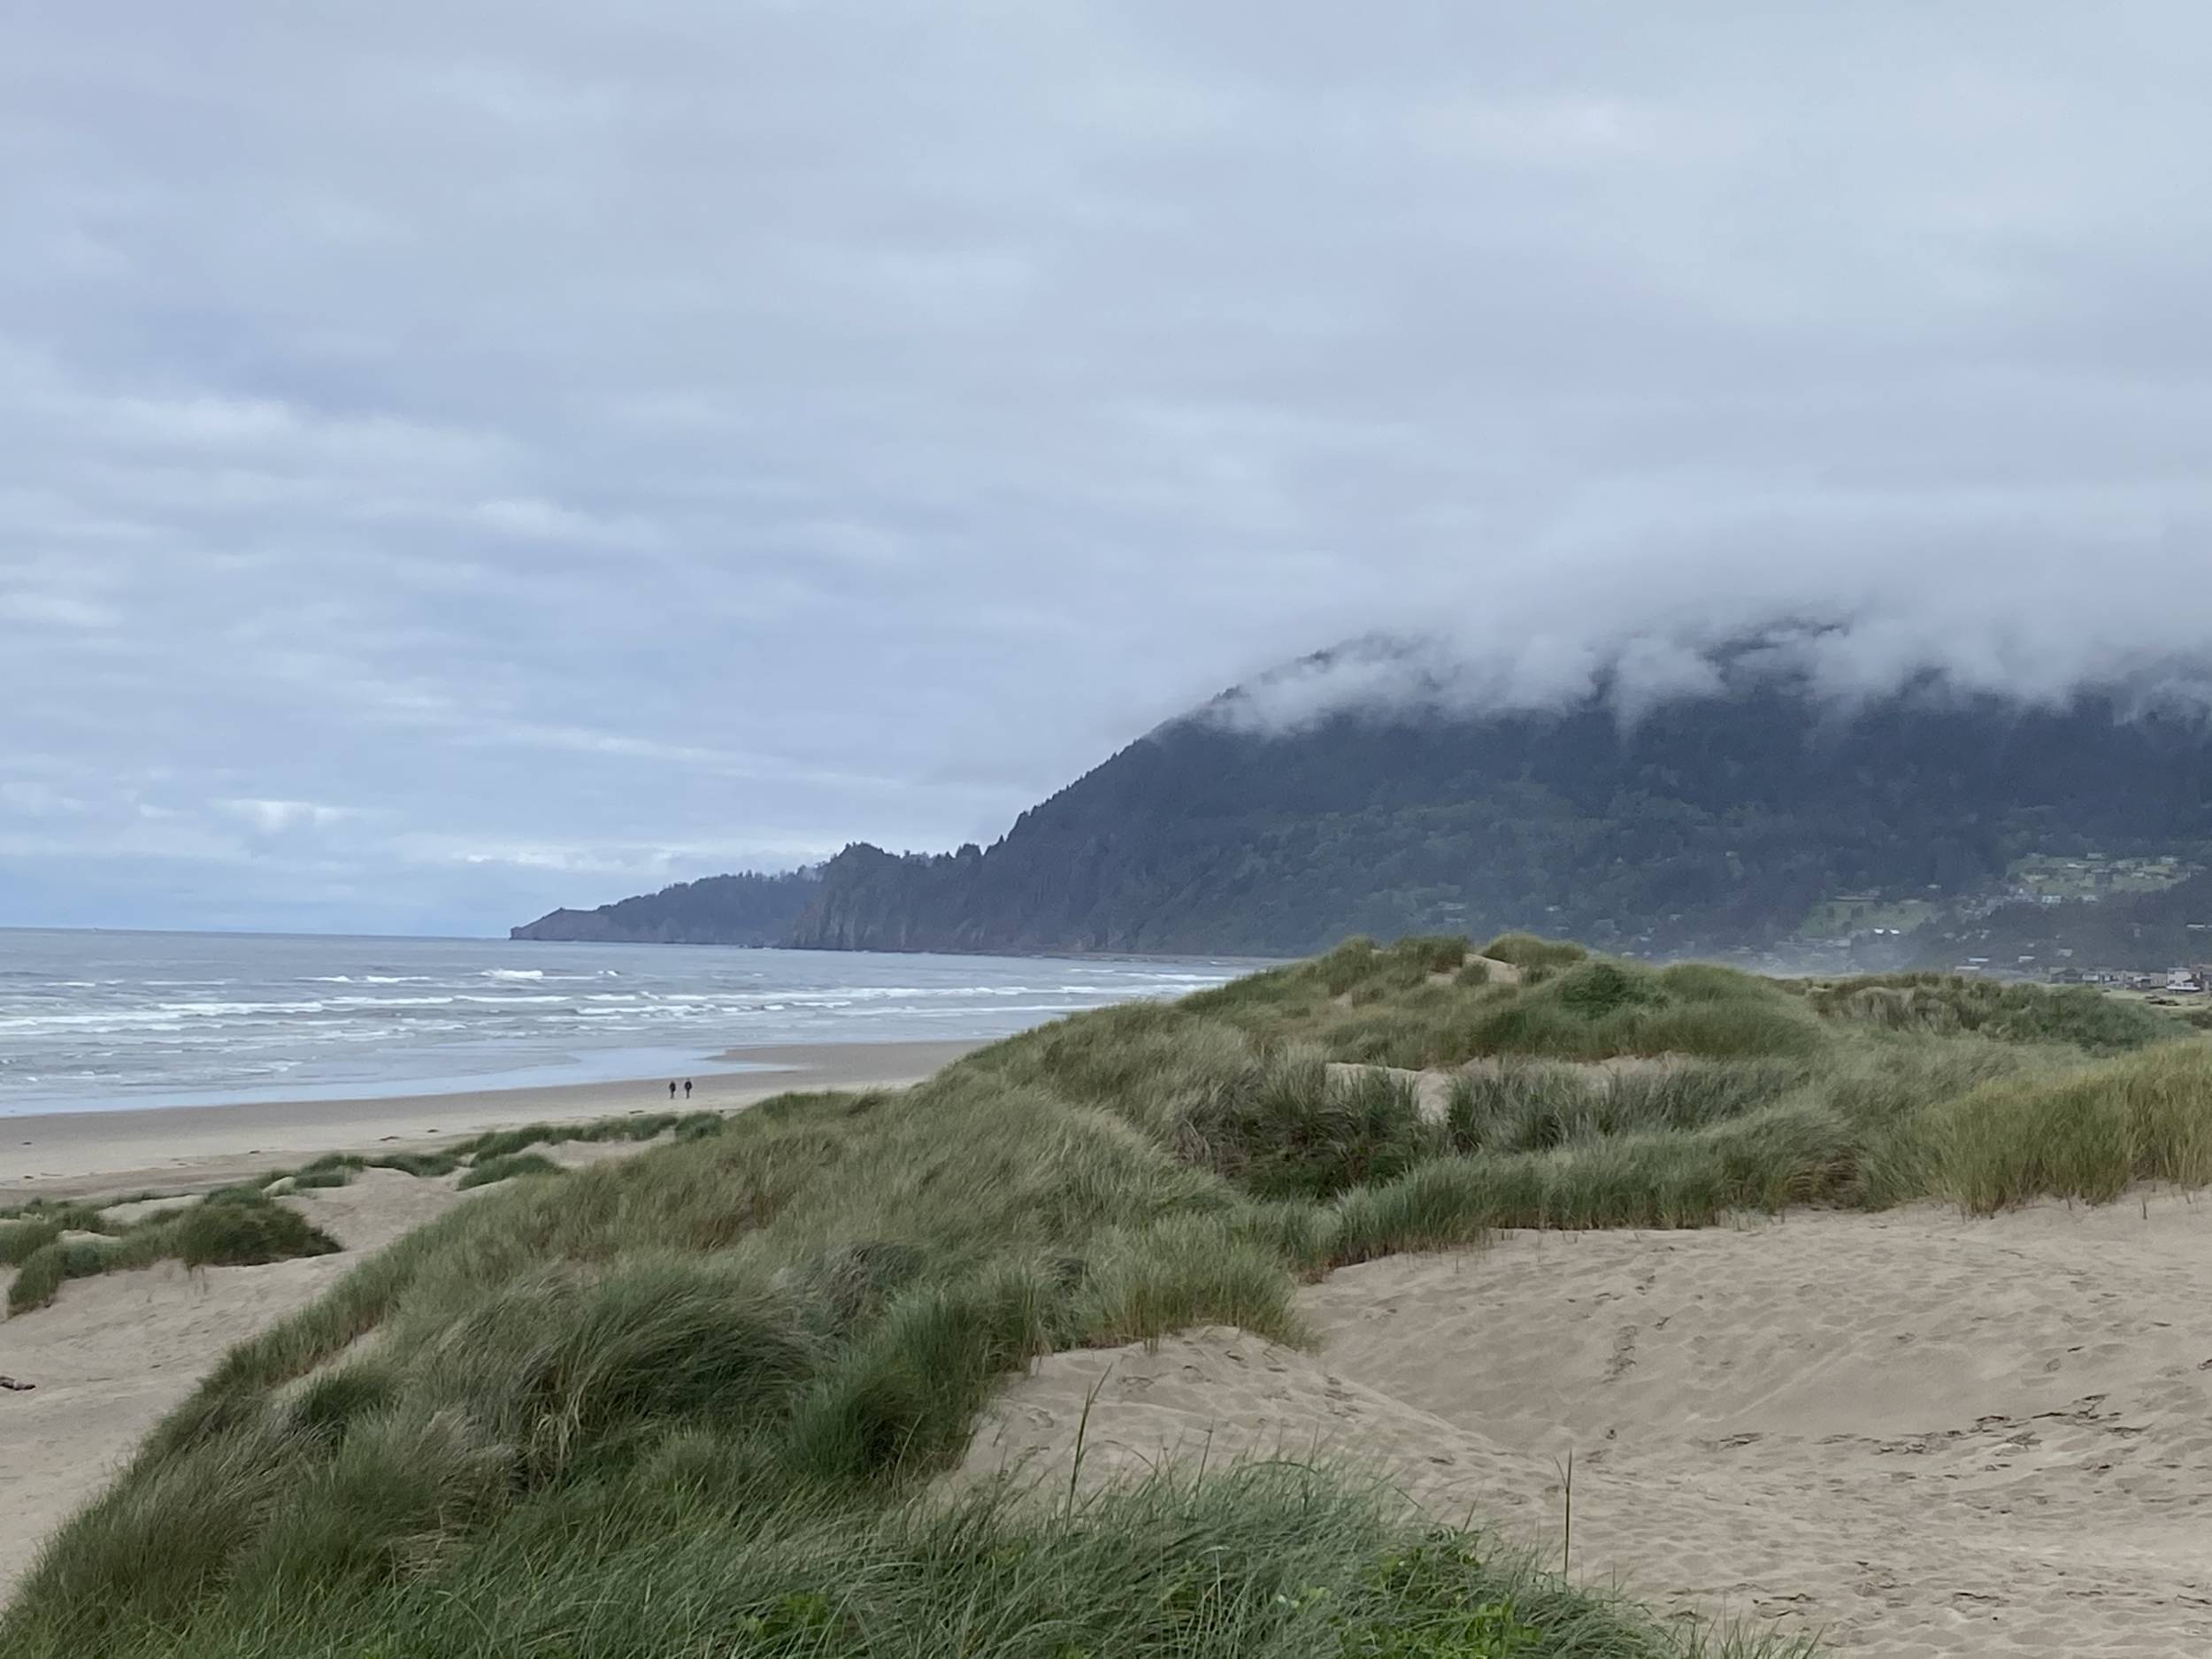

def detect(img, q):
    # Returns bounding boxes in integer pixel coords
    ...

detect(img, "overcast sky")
[6,4,2211,934]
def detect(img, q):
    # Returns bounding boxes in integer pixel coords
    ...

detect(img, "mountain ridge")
[518,649,2212,962]
[511,867,821,946]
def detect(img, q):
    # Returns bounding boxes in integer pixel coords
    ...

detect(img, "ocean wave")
[0,1008,257,1032]
[0,936,1235,1112]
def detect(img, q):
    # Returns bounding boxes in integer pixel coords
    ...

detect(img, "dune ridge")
[964,1195,2212,1655]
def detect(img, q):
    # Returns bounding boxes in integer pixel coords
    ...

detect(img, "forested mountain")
[780,658,2212,959]
[511,867,820,945]
[514,652,2212,961]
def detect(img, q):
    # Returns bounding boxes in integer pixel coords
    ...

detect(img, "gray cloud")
[4,3,2210,931]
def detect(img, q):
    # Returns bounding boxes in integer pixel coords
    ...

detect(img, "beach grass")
[5,933,2208,1655]
[455,1151,565,1189]
[1480,933,1591,971]
[1803,970,2175,1053]
[6,1189,341,1316]
[6,1457,1814,1658]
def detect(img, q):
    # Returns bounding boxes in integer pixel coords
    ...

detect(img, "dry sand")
[962,1192,2212,1656]
[5,1040,979,1203]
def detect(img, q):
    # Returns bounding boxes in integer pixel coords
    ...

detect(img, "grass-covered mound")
[1801,970,2173,1053]
[1480,933,1591,972]
[0,1113,737,1316]
[5,933,2206,1657]
[455,1150,565,1189]
[1183,939,1823,1065]
[3,1189,341,1316]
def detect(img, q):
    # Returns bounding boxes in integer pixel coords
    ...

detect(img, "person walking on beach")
[684,1079,693,1100]
[668,1079,678,1101]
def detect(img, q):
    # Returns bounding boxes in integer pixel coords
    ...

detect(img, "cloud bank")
[4,4,2210,929]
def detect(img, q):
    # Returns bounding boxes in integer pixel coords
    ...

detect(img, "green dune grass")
[4,932,2206,1657]
[5,1190,341,1317]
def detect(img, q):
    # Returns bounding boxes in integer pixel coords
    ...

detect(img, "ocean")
[0,930,1244,1117]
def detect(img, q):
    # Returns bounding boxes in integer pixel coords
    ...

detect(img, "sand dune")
[961,1193,2212,1655]
[18,1071,2212,1647]
[1,1043,982,1601]
[0,1168,487,1595]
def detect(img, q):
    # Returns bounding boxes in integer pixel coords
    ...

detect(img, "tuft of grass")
[1333,1100,1859,1256]
[6,1191,339,1315]
[1807,972,2173,1053]
[1073,1212,1308,1348]
[1916,1041,2212,1213]
[1479,933,1589,971]
[1444,1058,1809,1155]
[6,1242,81,1314]
[1463,961,1823,1063]
[1395,933,1473,973]
[1224,1197,1342,1279]
[2,1206,113,1268]
[4,1458,1813,1658]
[365,1151,462,1179]
[457,1152,565,1190]
[169,1197,341,1269]
[2,1218,67,1269]
[456,1109,723,1163]
[458,1122,578,1161]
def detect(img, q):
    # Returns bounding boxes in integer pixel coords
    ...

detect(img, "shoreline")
[5,1040,981,1203]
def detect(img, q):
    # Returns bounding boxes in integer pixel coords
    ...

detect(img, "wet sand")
[4,1041,980,1202]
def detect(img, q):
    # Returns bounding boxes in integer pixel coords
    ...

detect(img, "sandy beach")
[4,1040,980,1202]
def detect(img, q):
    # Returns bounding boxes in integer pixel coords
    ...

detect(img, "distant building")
[2167,968,2206,994]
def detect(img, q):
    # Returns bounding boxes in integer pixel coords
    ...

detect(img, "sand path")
[961,1193,2212,1656]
